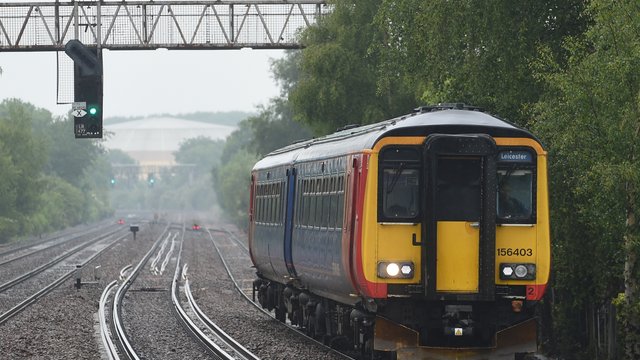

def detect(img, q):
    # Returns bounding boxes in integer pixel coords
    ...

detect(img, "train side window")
[280,181,285,224]
[337,192,344,229]
[322,178,330,228]
[497,169,533,221]
[303,180,311,226]
[256,185,262,223]
[274,182,278,224]
[295,179,302,227]
[267,184,272,224]
[329,177,337,229]
[379,147,421,221]
[316,179,323,228]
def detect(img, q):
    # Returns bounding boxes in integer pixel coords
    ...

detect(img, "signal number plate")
[497,248,533,257]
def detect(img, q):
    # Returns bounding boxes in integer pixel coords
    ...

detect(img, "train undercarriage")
[254,278,540,360]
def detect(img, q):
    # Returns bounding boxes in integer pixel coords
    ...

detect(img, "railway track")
[0,226,129,325]
[101,223,263,360]
[0,221,110,261]
[202,226,353,360]
[1,217,351,359]
[110,224,172,360]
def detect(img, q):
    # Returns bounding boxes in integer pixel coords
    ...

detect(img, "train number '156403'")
[497,248,533,257]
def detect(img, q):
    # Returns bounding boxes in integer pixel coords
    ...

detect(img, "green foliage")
[0,100,46,238]
[0,99,111,242]
[213,52,313,226]
[376,0,588,126]
[174,136,225,174]
[291,0,414,135]
[531,1,640,357]
[40,118,103,187]
[214,149,258,227]
[220,120,254,164]
[28,176,85,232]
[107,149,137,165]
[247,100,312,157]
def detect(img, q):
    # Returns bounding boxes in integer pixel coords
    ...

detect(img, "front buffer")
[375,316,537,359]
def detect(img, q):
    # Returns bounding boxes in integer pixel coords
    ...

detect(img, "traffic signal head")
[65,40,103,139]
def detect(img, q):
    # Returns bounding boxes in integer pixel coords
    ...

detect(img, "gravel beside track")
[184,228,347,360]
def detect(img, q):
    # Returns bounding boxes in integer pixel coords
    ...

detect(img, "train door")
[284,168,297,277]
[423,134,496,300]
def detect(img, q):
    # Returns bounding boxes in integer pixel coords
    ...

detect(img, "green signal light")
[88,107,98,115]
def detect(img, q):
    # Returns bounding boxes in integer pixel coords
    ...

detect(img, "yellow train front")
[249,104,550,359]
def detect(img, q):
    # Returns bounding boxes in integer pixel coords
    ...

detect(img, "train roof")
[253,105,541,171]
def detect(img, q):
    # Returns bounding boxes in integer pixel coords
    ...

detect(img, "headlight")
[500,263,536,280]
[378,261,414,279]
[502,266,514,277]
[514,265,528,278]
[386,263,400,277]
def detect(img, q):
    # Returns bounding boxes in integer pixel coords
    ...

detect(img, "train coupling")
[374,317,538,360]
[443,305,474,337]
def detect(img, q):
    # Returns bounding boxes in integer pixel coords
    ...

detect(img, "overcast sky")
[0,48,285,119]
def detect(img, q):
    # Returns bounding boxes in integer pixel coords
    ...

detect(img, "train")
[249,104,550,359]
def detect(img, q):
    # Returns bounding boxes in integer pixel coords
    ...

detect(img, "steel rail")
[0,227,127,293]
[112,225,170,360]
[171,224,237,360]
[118,264,133,281]
[99,280,120,360]
[0,232,128,325]
[0,222,116,259]
[183,278,260,360]
[203,227,353,360]
[0,225,121,268]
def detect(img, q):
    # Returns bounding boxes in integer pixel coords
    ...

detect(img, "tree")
[532,1,640,357]
[0,100,112,241]
[247,99,312,157]
[375,0,588,126]
[174,136,224,175]
[38,117,104,187]
[107,149,137,165]
[214,149,258,227]
[0,100,46,237]
[291,0,414,134]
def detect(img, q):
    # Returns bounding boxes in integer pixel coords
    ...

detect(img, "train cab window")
[497,169,533,221]
[496,149,536,223]
[379,147,421,221]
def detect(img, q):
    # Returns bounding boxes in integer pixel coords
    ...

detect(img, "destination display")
[498,150,533,163]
